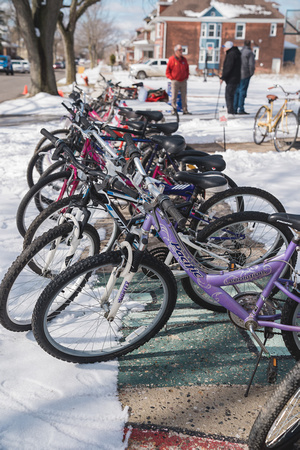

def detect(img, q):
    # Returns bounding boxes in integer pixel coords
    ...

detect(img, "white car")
[129,59,168,79]
[11,60,30,73]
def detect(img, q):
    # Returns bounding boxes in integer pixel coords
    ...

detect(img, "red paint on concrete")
[124,426,247,449]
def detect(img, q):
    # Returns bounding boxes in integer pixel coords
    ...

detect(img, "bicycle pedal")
[267,357,278,384]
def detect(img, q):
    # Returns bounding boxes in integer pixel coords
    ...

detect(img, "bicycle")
[248,359,300,449]
[31,133,300,372]
[253,84,299,152]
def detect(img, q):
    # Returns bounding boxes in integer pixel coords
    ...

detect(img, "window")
[160,60,167,65]
[270,23,277,36]
[150,60,157,65]
[182,45,188,55]
[201,23,207,37]
[208,24,216,37]
[253,47,259,60]
[235,23,245,39]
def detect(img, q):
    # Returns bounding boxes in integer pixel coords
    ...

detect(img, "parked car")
[129,58,168,79]
[0,55,14,75]
[11,59,30,73]
[53,61,65,69]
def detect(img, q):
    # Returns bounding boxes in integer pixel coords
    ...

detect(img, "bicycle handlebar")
[268,84,300,96]
[40,128,139,200]
[123,133,186,227]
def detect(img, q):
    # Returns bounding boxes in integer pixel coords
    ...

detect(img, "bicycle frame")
[261,98,294,133]
[113,206,300,336]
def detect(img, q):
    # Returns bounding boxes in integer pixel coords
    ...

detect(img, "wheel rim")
[40,259,170,360]
[275,113,298,152]
[265,387,300,448]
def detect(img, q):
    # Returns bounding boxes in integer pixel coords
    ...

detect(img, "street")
[0,70,66,103]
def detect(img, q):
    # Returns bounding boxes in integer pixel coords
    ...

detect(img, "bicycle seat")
[267,95,278,102]
[269,213,300,231]
[176,154,226,172]
[150,134,186,154]
[174,171,228,189]
[148,122,179,135]
[135,110,164,122]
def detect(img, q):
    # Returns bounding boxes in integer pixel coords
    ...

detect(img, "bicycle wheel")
[253,106,269,144]
[281,296,300,361]
[248,360,300,450]
[181,211,295,312]
[23,195,120,253]
[32,251,177,363]
[16,170,80,237]
[274,111,299,152]
[197,186,285,223]
[0,222,100,332]
[27,143,62,187]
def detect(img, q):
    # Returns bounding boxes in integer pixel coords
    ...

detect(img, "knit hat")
[222,41,233,49]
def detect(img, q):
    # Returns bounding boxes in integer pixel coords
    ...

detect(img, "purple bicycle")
[31,135,300,371]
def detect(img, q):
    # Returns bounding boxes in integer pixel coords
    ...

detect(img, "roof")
[159,0,284,20]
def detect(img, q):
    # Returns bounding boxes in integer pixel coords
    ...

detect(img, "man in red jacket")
[166,44,191,114]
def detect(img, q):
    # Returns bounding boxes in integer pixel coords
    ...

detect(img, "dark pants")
[225,83,238,114]
[233,77,251,113]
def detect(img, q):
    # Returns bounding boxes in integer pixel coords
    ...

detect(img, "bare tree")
[75,3,118,68]
[57,0,102,84]
[11,0,63,95]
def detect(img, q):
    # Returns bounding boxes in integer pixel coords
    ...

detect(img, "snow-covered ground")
[0,66,299,448]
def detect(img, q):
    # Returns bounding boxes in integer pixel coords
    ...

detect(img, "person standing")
[166,44,191,114]
[220,41,241,115]
[233,40,255,114]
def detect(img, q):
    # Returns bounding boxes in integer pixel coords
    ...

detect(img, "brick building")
[149,0,286,74]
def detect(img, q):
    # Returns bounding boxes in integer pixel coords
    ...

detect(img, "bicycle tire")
[274,111,299,152]
[34,128,70,154]
[0,222,100,332]
[16,170,75,237]
[181,211,295,313]
[281,296,300,361]
[253,106,269,144]
[248,360,300,449]
[32,250,177,363]
[198,186,285,223]
[27,142,59,187]
[23,194,120,254]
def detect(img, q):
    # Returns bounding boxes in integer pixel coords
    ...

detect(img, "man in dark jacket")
[166,44,191,114]
[234,40,255,114]
[220,41,241,115]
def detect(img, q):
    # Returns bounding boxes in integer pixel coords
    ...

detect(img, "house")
[149,0,286,74]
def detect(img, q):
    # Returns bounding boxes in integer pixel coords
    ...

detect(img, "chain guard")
[228,292,276,330]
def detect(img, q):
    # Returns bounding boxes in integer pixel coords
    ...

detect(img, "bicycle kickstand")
[244,329,275,397]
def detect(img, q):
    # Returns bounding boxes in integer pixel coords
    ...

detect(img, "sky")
[106,0,300,37]
[0,64,300,448]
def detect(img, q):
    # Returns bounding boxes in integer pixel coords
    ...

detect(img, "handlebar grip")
[104,125,119,139]
[40,128,58,145]
[123,133,141,158]
[110,178,139,199]
[159,196,186,228]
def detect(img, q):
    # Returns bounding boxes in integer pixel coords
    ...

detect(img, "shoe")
[238,111,250,115]
[183,111,192,115]
[171,110,176,115]
[228,113,235,118]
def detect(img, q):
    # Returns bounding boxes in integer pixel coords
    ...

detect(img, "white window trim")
[235,23,245,39]
[201,23,207,37]
[270,23,277,37]
[156,23,161,39]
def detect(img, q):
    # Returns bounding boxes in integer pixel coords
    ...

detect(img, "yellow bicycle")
[253,84,299,152]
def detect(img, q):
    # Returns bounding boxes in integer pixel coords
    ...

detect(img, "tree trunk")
[12,0,63,95]
[60,29,76,85]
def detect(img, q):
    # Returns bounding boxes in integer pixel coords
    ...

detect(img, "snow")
[184,0,273,18]
[0,66,300,448]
